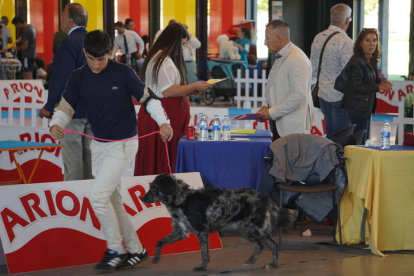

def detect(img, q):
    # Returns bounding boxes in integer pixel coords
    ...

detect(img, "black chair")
[329,124,356,147]
[349,129,367,145]
[273,141,345,252]
[278,181,343,252]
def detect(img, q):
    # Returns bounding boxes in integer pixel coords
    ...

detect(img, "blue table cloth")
[175,136,271,189]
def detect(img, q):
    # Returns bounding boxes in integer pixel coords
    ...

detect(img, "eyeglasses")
[349,17,352,22]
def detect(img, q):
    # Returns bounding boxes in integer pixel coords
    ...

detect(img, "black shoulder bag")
[312,31,340,108]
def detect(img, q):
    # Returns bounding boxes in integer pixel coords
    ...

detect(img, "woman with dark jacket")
[341,28,393,143]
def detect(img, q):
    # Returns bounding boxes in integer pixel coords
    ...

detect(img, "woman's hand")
[159,123,173,142]
[191,81,211,94]
[232,42,242,50]
[379,81,393,91]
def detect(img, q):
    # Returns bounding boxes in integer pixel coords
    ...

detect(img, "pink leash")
[63,129,172,175]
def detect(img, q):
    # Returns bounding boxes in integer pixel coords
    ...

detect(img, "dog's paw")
[264,263,277,269]
[193,266,207,271]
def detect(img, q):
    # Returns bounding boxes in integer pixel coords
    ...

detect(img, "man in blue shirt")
[49,30,173,273]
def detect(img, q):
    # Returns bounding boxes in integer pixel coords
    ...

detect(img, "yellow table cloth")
[337,146,414,256]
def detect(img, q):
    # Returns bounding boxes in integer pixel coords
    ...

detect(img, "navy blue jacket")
[44,27,87,118]
[63,61,145,141]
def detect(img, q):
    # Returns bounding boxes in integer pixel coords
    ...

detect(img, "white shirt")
[111,29,144,58]
[153,29,163,44]
[68,26,82,36]
[183,35,201,61]
[145,51,180,98]
[0,24,12,49]
[310,25,354,102]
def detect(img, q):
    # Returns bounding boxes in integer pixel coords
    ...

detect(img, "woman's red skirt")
[134,97,190,176]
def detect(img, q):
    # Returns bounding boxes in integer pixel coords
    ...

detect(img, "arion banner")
[0,172,222,274]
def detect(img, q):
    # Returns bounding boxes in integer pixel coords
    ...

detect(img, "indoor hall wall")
[162,0,197,37]
[29,0,59,64]
[117,0,149,36]
[208,0,245,54]
[76,0,104,31]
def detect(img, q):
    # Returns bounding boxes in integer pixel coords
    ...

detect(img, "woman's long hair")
[141,23,189,85]
[353,28,381,66]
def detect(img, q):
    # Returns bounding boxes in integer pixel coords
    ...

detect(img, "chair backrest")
[349,129,367,145]
[329,124,356,147]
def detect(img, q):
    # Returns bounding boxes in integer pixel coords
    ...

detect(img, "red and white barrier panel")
[0,172,222,274]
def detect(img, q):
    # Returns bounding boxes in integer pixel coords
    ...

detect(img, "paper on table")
[233,113,259,120]
[230,129,257,134]
[206,78,230,85]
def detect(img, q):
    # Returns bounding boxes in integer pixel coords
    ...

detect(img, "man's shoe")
[95,250,126,273]
[117,249,149,270]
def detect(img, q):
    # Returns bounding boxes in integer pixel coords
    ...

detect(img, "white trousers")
[90,137,143,254]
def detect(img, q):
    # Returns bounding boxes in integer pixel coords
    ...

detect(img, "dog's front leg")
[193,233,209,271]
[153,224,187,264]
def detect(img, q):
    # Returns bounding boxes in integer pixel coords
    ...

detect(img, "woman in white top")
[134,23,210,176]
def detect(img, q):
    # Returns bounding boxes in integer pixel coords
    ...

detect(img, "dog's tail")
[269,204,298,228]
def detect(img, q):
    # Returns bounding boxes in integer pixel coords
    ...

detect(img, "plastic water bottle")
[195,112,203,140]
[222,115,231,141]
[380,120,391,149]
[199,115,209,141]
[212,115,221,141]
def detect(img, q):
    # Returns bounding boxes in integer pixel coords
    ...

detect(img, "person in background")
[11,16,36,79]
[0,16,13,49]
[153,18,177,44]
[124,18,135,31]
[182,23,201,84]
[134,23,210,176]
[39,3,92,182]
[49,30,173,273]
[310,3,353,138]
[111,21,144,65]
[341,28,393,143]
[257,20,315,140]
[233,27,251,67]
[0,25,5,79]
[34,56,47,86]
[0,25,5,56]
[182,23,202,103]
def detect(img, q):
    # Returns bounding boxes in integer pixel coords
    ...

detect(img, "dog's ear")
[156,174,178,194]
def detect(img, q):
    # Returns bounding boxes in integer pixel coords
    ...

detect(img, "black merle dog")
[141,173,298,271]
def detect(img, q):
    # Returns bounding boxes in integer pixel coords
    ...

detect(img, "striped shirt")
[310,25,353,102]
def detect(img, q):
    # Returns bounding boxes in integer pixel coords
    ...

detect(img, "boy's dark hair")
[84,30,112,57]
[114,21,124,28]
[11,16,25,25]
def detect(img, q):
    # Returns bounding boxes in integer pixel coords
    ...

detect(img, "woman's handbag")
[312,31,340,108]
[334,63,349,93]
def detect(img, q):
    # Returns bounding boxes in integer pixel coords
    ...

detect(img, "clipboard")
[207,78,230,85]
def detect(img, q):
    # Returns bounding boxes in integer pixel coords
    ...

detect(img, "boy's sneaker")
[117,249,148,270]
[95,250,127,273]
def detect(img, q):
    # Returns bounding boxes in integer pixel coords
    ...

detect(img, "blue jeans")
[319,98,351,138]
[348,113,371,144]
